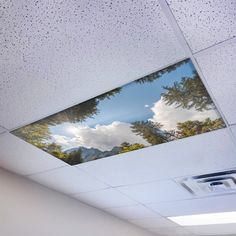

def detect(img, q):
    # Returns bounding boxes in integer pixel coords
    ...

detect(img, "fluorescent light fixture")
[168,211,236,226]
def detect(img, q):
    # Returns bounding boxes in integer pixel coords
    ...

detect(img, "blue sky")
[50,60,195,137]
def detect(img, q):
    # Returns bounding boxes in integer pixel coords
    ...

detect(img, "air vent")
[178,170,236,196]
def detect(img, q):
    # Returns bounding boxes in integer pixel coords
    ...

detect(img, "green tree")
[41,88,121,126]
[96,88,122,101]
[136,59,189,84]
[11,87,122,159]
[42,99,99,126]
[12,122,50,149]
[162,73,214,111]
[44,143,83,165]
[131,121,171,145]
[43,142,68,159]
[176,118,225,138]
[64,149,83,165]
[12,123,83,165]
[119,142,145,153]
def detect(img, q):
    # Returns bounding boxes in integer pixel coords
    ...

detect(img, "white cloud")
[149,97,220,130]
[51,135,71,146]
[52,121,149,151]
[144,104,149,108]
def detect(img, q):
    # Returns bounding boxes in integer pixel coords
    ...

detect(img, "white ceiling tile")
[149,227,194,236]
[195,38,236,125]
[117,180,191,204]
[0,133,65,175]
[28,166,108,195]
[147,194,236,217]
[186,223,236,235]
[130,217,177,229]
[105,204,160,220]
[74,188,137,209]
[0,0,186,130]
[167,0,236,52]
[0,126,7,134]
[231,125,236,139]
[77,129,236,186]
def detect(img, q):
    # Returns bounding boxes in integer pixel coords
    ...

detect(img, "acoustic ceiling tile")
[149,227,194,236]
[117,180,191,204]
[77,129,236,186]
[28,166,109,195]
[147,194,236,217]
[0,126,7,134]
[167,0,236,52]
[195,38,236,125]
[74,188,137,209]
[231,125,236,139]
[129,217,177,229]
[0,133,65,175]
[0,0,186,130]
[105,204,160,220]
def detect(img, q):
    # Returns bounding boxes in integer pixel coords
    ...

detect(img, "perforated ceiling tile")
[195,38,236,125]
[147,194,236,217]
[28,166,109,195]
[0,0,186,130]
[77,129,236,187]
[167,0,236,52]
[74,188,137,209]
[0,133,65,175]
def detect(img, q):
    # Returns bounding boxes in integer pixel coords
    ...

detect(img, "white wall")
[0,168,154,236]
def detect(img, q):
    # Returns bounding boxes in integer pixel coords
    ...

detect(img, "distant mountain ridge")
[64,146,121,162]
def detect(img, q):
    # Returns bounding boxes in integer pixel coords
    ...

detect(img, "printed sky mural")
[12,59,225,165]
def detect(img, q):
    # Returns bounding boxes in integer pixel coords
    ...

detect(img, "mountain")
[64,146,121,162]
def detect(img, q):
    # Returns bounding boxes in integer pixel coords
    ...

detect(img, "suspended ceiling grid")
[0,0,236,235]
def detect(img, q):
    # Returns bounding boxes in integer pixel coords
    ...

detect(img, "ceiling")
[0,0,236,236]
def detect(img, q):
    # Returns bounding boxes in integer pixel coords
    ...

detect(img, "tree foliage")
[64,149,83,165]
[131,118,224,146]
[12,58,224,164]
[136,59,189,84]
[43,142,67,158]
[43,143,83,165]
[176,118,225,138]
[11,88,122,162]
[162,73,214,111]
[131,121,172,145]
[12,122,50,149]
[42,88,121,126]
[43,99,99,126]
[119,142,145,153]
[12,122,83,165]
[96,88,122,101]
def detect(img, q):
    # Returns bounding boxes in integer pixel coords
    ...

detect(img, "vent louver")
[179,170,236,196]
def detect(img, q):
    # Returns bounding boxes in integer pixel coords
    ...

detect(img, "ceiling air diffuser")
[179,170,236,196]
